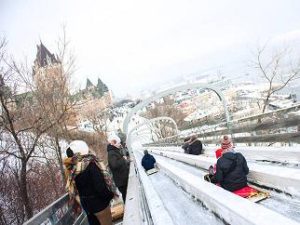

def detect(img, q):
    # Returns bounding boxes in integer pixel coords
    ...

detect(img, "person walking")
[64,140,118,225]
[107,136,130,203]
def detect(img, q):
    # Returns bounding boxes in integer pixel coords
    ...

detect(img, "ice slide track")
[132,149,300,225]
[151,152,300,223]
[147,148,300,198]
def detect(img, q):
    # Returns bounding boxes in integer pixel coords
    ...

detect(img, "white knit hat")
[108,134,121,145]
[68,140,89,155]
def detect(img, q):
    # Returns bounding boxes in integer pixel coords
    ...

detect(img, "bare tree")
[0,33,74,221]
[142,103,186,127]
[146,120,177,141]
[82,107,112,133]
[45,27,77,183]
[141,97,186,140]
[253,43,300,113]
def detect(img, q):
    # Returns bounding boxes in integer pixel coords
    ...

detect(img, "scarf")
[64,153,118,201]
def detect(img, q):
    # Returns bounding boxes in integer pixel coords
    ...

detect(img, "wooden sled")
[111,203,124,221]
[246,191,269,203]
[146,168,159,175]
[233,186,269,203]
[204,174,269,203]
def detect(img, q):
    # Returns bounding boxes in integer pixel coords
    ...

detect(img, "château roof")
[86,78,94,88]
[34,42,59,68]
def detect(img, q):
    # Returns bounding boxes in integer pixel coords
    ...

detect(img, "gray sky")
[1,0,300,98]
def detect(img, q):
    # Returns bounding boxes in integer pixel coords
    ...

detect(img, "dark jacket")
[75,162,114,214]
[141,154,156,171]
[188,140,203,155]
[182,143,189,153]
[215,151,249,192]
[107,144,129,187]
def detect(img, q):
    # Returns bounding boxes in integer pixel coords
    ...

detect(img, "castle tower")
[33,42,65,93]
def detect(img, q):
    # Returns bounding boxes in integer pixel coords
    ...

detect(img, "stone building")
[24,42,113,129]
[33,42,66,95]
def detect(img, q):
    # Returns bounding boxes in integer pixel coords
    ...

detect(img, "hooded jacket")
[215,151,249,191]
[107,144,129,187]
[188,140,203,155]
[141,153,156,171]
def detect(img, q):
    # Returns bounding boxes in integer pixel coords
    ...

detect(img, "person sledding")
[182,135,203,155]
[141,150,158,175]
[208,135,249,192]
[205,136,268,202]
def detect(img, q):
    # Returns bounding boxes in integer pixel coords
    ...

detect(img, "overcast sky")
[1,0,300,98]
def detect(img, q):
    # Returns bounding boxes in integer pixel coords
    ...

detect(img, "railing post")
[49,208,60,225]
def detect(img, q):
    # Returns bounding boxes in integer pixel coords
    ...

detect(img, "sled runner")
[146,168,159,175]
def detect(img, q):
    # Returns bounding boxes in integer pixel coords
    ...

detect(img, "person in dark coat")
[141,150,157,171]
[107,136,130,203]
[187,135,203,155]
[182,137,191,153]
[214,136,249,192]
[64,140,118,225]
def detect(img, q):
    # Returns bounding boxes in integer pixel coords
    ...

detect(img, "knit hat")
[221,135,233,150]
[67,140,89,155]
[184,137,190,142]
[108,134,121,145]
[189,134,197,142]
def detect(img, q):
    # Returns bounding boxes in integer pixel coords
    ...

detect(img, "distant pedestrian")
[141,150,157,171]
[107,135,130,203]
[64,140,118,225]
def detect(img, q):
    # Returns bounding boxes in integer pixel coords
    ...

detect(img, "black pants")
[118,184,128,203]
[87,213,100,225]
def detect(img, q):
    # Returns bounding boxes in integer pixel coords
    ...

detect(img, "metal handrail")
[23,194,88,225]
[144,105,300,146]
